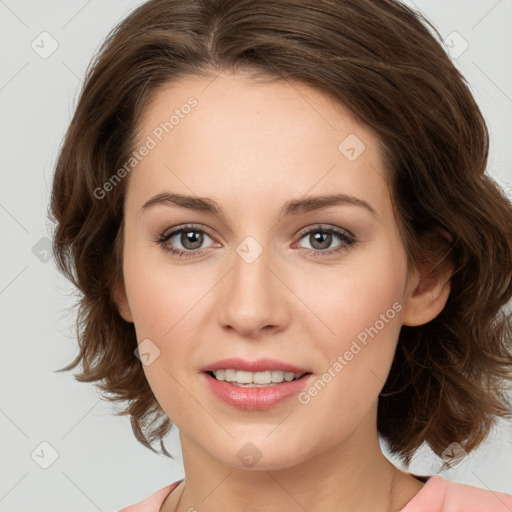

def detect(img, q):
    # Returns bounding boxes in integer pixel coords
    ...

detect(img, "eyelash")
[156,223,356,259]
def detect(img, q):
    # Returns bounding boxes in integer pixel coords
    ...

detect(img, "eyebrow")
[141,192,378,218]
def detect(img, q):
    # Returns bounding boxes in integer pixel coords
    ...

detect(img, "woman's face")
[118,71,417,470]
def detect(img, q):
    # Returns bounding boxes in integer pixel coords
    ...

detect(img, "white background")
[0,1,511,511]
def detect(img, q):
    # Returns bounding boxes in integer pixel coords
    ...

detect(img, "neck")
[163,409,422,512]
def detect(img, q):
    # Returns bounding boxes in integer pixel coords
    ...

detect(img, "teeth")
[212,369,303,385]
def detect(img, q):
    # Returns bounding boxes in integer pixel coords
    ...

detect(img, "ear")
[401,259,454,327]
[112,279,134,323]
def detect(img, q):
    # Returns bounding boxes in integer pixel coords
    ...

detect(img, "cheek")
[123,244,209,339]
[122,251,209,423]
[292,240,407,409]
[296,240,406,345]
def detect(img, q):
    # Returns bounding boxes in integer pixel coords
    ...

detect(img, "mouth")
[202,369,314,410]
[200,357,314,409]
[205,369,312,387]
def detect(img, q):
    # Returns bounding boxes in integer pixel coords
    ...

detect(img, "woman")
[49,0,512,510]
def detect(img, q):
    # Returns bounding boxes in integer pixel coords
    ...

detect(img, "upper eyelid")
[295,224,354,239]
[162,223,215,238]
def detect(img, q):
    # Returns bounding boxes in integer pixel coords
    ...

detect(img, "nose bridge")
[217,240,289,335]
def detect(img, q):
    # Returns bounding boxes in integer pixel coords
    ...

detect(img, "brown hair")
[49,0,512,465]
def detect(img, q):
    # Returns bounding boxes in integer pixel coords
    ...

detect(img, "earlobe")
[401,264,453,327]
[112,280,134,323]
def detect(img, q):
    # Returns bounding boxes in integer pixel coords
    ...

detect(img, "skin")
[115,71,452,512]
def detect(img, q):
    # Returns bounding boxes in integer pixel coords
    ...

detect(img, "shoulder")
[401,474,512,512]
[443,477,512,512]
[119,480,183,512]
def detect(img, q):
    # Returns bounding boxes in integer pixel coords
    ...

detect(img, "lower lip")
[202,372,313,410]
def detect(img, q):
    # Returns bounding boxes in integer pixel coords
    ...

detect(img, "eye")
[156,223,356,259]
[294,225,356,256]
[156,224,217,258]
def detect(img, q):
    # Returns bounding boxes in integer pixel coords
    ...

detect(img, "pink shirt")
[119,474,512,511]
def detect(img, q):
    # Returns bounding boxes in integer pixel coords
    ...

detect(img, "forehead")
[136,71,377,152]
[128,72,391,219]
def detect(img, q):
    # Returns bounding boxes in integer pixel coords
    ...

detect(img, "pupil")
[311,232,331,250]
[182,230,203,249]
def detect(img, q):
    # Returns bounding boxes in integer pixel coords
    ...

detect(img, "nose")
[216,247,291,338]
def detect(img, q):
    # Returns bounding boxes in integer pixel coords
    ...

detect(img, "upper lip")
[201,357,310,374]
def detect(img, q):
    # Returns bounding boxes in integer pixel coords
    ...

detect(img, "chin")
[207,436,315,472]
